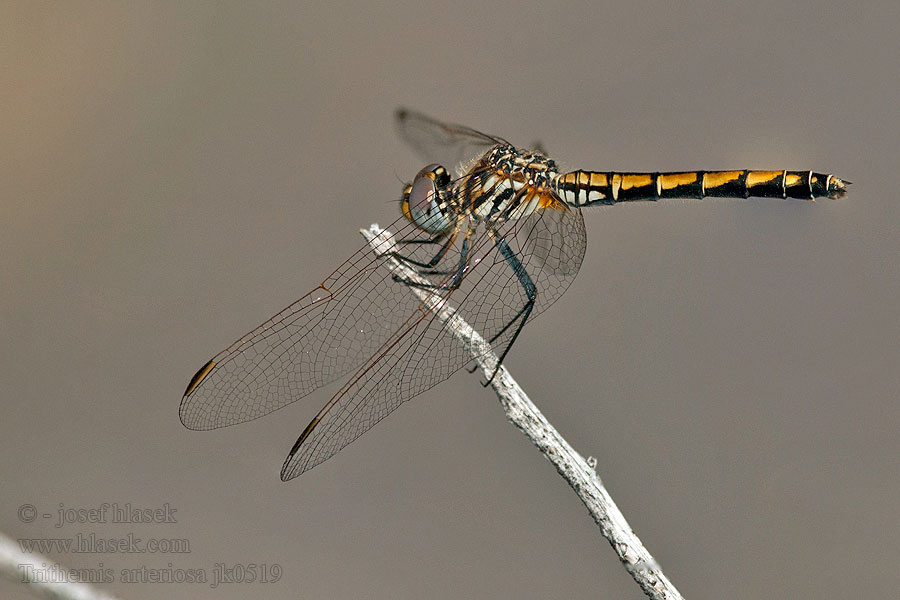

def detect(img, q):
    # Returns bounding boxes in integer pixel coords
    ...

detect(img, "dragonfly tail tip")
[827,176,850,199]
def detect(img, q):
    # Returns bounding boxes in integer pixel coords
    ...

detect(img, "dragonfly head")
[401,164,453,234]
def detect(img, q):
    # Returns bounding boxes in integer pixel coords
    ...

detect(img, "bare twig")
[0,531,123,600]
[361,224,684,600]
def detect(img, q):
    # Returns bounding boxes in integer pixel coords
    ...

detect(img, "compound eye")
[415,164,450,187]
[408,173,437,216]
[402,164,451,234]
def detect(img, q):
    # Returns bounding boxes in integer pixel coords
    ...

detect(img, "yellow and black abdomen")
[554,170,848,205]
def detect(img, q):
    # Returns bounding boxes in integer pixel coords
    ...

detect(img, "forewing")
[179,213,455,431]
[395,108,507,174]
[281,205,587,478]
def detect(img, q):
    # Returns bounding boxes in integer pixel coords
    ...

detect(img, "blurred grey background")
[2,2,897,598]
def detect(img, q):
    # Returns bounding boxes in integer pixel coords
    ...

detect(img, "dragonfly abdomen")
[554,170,848,205]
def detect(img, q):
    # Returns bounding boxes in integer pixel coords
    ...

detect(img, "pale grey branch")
[361,224,684,600]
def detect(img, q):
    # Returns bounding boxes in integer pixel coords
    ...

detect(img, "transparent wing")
[395,108,508,173]
[180,212,462,431]
[281,204,587,479]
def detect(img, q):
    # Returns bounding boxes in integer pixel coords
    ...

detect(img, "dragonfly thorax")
[460,145,563,223]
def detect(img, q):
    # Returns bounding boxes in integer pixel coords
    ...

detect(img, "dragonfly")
[181,109,848,481]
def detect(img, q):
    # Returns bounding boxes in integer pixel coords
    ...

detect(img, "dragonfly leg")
[391,231,457,270]
[480,235,536,385]
[397,232,444,245]
[394,234,470,292]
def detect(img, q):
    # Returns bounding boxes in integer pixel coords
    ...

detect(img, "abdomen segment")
[554,170,848,205]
